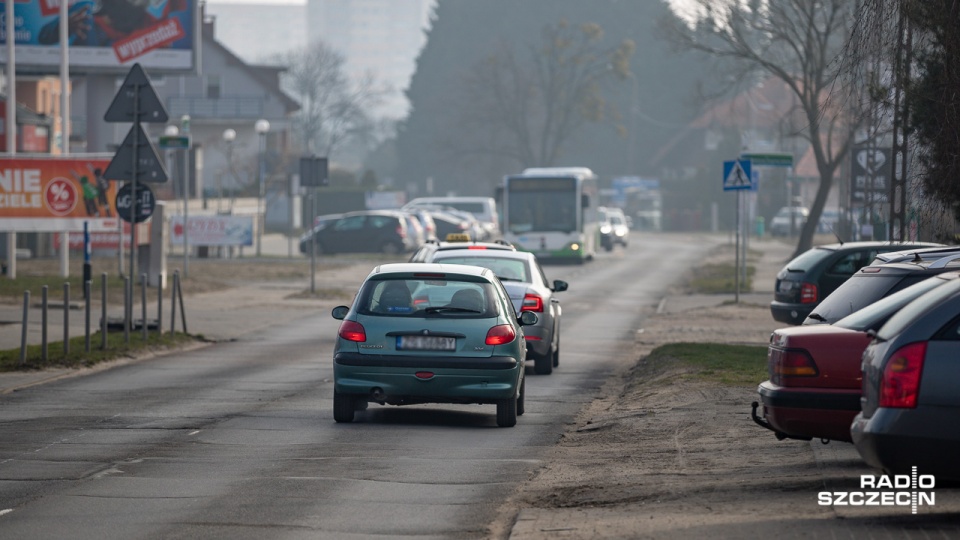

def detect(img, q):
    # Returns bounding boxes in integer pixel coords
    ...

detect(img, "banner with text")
[169,215,254,247]
[0,156,120,232]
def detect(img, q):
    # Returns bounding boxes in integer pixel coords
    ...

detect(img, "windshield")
[507,177,577,233]
[834,276,949,331]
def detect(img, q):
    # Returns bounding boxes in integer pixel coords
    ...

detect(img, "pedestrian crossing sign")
[723,159,755,191]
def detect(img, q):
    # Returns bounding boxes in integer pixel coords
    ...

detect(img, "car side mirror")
[331,305,349,320]
[519,311,538,326]
[552,280,568,292]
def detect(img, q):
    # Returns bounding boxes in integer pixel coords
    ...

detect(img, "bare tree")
[668,0,854,255]
[277,41,389,158]
[451,20,634,169]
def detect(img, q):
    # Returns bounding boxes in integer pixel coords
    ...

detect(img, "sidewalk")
[0,233,360,394]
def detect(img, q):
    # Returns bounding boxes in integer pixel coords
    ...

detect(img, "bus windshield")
[507,177,577,233]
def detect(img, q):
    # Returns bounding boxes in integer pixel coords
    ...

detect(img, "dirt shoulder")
[492,242,960,539]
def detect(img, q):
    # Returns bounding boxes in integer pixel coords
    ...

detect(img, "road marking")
[0,509,12,517]
[189,430,200,436]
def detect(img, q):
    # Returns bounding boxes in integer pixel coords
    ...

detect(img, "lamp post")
[221,128,236,215]
[255,119,270,257]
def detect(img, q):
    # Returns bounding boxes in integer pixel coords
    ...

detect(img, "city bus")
[502,167,600,263]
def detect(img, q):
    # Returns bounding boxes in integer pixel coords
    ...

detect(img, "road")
[0,234,721,539]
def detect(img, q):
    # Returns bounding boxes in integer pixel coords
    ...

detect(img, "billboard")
[169,215,254,247]
[0,0,197,73]
[0,156,122,232]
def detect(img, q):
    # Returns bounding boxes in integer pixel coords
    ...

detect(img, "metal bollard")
[85,280,92,353]
[19,291,30,367]
[42,285,48,362]
[157,276,163,335]
[170,270,178,335]
[177,272,187,334]
[63,282,70,357]
[101,273,108,350]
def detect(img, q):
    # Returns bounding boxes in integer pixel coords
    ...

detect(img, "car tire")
[534,351,553,375]
[517,377,525,416]
[333,390,355,423]
[381,241,401,255]
[497,394,518,427]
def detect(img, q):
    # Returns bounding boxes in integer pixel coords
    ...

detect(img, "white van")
[403,196,500,239]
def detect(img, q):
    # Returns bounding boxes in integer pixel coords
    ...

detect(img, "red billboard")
[0,156,121,232]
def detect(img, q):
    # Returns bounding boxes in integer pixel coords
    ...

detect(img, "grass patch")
[645,342,767,386]
[686,263,755,294]
[0,330,199,372]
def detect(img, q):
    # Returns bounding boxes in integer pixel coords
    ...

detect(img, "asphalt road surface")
[0,233,721,539]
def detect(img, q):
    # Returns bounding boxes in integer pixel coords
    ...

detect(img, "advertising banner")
[169,215,254,247]
[0,0,196,72]
[0,156,121,232]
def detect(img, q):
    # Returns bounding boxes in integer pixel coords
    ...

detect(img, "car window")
[433,256,530,282]
[826,251,870,275]
[335,216,365,231]
[805,274,906,323]
[834,276,950,331]
[878,279,960,340]
[356,277,498,317]
[781,247,833,272]
[369,216,396,229]
[933,313,960,341]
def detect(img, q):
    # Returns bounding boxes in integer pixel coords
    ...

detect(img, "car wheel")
[517,376,525,416]
[534,351,553,375]
[496,394,518,427]
[381,241,401,255]
[552,345,559,368]
[333,390,355,423]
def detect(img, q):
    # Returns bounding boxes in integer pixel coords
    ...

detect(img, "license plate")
[397,336,456,351]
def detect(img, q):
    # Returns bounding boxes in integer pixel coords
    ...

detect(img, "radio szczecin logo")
[818,466,935,514]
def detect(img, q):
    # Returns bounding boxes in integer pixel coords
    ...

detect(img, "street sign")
[740,152,793,168]
[850,144,891,206]
[104,124,169,183]
[299,156,329,187]
[104,63,169,124]
[159,135,192,150]
[115,183,156,223]
[723,159,754,191]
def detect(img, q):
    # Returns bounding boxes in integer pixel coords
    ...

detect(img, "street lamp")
[220,128,236,214]
[255,119,270,257]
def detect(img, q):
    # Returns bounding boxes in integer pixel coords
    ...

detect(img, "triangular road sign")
[104,63,169,124]
[103,124,169,183]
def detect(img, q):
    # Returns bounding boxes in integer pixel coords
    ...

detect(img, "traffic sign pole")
[129,84,139,334]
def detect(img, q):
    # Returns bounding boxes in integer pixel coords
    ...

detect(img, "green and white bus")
[502,167,600,263]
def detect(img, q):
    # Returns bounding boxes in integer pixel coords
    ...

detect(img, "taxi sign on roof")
[445,233,472,242]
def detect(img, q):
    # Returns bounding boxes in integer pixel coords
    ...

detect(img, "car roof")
[431,249,533,262]
[369,262,496,280]
[806,241,942,253]
[871,245,960,264]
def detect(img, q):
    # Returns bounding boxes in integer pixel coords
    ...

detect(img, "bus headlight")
[570,243,580,251]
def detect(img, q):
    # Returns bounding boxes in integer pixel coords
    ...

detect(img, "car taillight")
[799,283,818,304]
[521,293,543,312]
[396,225,406,238]
[879,341,926,408]
[338,320,366,342]
[485,324,516,345]
[769,347,818,383]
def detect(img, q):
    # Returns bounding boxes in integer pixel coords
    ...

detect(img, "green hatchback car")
[331,263,537,427]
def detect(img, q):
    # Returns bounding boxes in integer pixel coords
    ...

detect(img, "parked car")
[404,196,501,240]
[426,248,568,375]
[770,241,940,325]
[408,237,516,263]
[330,263,536,427]
[299,213,342,255]
[802,250,960,325]
[870,244,959,265]
[407,208,438,242]
[428,209,486,241]
[754,272,959,443]
[769,206,810,237]
[597,206,630,251]
[398,210,427,249]
[851,272,960,480]
[300,210,418,255]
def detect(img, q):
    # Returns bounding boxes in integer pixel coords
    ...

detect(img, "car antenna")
[832,228,843,245]
[913,252,922,262]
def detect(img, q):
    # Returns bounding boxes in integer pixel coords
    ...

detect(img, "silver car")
[426,249,567,374]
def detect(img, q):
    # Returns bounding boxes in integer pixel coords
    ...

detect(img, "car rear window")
[833,276,949,331]
[804,274,908,324]
[781,247,834,273]
[356,277,499,317]
[433,256,530,282]
[877,279,960,340]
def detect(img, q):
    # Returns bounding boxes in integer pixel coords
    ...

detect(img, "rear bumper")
[770,301,813,325]
[757,381,860,442]
[335,352,518,370]
[851,408,960,479]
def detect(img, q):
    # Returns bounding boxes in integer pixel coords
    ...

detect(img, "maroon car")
[752,273,956,443]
